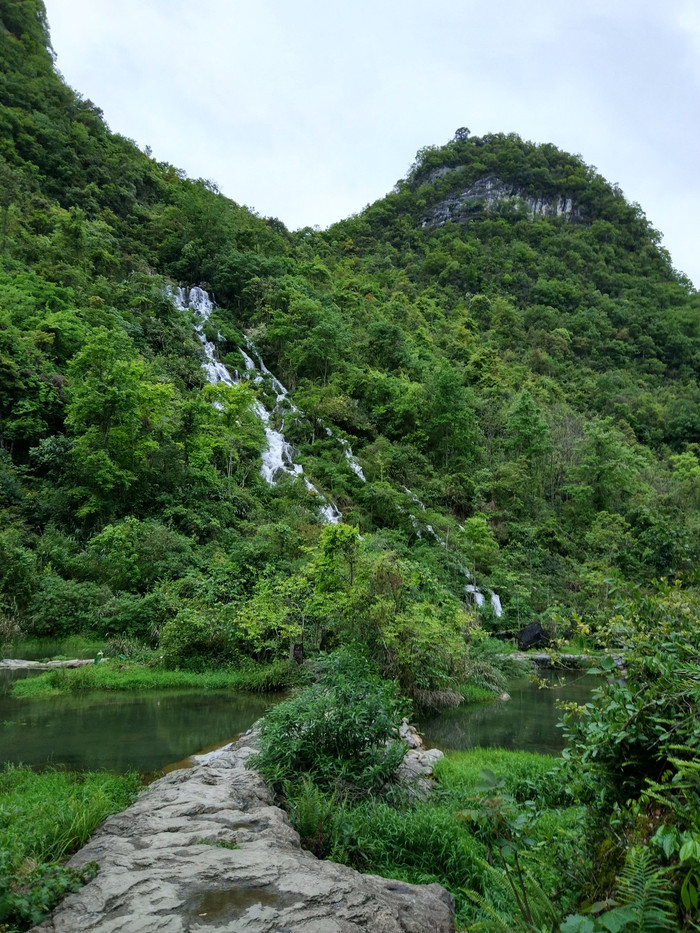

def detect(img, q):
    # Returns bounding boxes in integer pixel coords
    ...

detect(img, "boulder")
[517,621,550,651]
[32,734,454,933]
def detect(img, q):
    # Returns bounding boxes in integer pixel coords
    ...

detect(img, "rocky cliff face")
[32,733,454,933]
[421,171,582,229]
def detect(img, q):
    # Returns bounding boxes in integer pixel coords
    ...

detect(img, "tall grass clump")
[0,765,140,931]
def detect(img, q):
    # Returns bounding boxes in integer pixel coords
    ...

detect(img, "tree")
[458,514,499,583]
[566,419,644,517]
[65,328,175,518]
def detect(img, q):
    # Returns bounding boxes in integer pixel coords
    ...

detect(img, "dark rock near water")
[517,622,550,651]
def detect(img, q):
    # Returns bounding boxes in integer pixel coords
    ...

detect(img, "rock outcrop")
[1,658,98,670]
[420,172,582,229]
[32,733,454,933]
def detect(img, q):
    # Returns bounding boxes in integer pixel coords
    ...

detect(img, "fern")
[462,856,559,932]
[597,847,677,933]
[462,886,514,932]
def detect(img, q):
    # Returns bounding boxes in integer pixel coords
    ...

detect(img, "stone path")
[32,733,454,933]
[1,658,97,670]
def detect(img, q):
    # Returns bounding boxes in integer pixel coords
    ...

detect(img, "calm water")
[0,676,277,773]
[0,669,597,774]
[419,670,597,755]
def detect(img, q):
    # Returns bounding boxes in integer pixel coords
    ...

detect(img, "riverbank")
[28,731,454,933]
[9,658,309,698]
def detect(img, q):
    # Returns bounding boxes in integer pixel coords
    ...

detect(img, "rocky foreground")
[32,732,454,933]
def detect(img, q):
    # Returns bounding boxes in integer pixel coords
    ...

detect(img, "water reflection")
[419,671,596,756]
[0,686,278,772]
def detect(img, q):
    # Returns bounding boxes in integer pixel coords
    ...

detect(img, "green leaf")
[560,916,595,933]
[681,872,699,910]
[679,839,700,863]
[597,905,637,932]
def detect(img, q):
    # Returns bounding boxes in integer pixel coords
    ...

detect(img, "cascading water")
[400,488,503,617]
[174,286,341,523]
[324,428,366,481]
[174,285,502,613]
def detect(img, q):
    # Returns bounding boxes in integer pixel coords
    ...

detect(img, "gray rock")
[0,658,98,669]
[398,717,423,749]
[32,736,454,933]
[420,173,582,229]
[396,747,445,800]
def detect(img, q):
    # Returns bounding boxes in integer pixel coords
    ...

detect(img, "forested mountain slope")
[1,0,698,693]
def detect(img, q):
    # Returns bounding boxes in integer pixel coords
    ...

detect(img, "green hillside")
[1,0,699,694]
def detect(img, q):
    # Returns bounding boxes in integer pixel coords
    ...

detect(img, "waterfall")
[174,286,341,523]
[401,488,503,617]
[173,286,503,613]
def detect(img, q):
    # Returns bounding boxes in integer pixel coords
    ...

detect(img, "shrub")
[250,648,408,796]
[160,605,240,670]
[28,575,111,636]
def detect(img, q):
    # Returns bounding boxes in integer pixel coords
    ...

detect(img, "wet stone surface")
[31,733,454,933]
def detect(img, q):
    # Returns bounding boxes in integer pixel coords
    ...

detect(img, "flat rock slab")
[32,736,454,933]
[1,658,97,669]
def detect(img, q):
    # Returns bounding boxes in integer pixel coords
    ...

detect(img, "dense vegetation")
[0,766,139,930]
[1,2,699,927]
[257,590,699,930]
[1,2,697,699]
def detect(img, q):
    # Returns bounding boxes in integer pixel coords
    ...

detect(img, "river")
[1,669,595,772]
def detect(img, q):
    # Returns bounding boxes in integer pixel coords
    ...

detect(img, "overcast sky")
[45,0,699,287]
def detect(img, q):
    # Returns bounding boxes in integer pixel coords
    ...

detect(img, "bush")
[28,575,111,636]
[250,648,408,796]
[86,518,193,593]
[160,605,240,670]
[102,590,172,642]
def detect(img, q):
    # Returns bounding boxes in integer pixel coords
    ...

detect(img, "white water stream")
[174,285,502,614]
[400,488,503,617]
[174,286,341,523]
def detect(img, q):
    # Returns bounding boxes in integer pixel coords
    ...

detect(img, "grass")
[434,747,562,802]
[458,683,500,704]
[11,658,310,698]
[283,748,584,931]
[0,764,140,931]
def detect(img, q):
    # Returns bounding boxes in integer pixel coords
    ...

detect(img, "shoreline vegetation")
[8,657,310,699]
[5,631,531,701]
[9,658,499,703]
[0,766,141,931]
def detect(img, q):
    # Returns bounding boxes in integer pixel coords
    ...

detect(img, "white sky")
[44,0,700,288]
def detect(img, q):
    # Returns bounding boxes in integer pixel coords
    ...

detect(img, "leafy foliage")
[0,765,139,931]
[250,649,408,796]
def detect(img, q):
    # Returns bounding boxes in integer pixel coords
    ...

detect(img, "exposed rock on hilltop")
[32,734,454,933]
[421,173,583,229]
